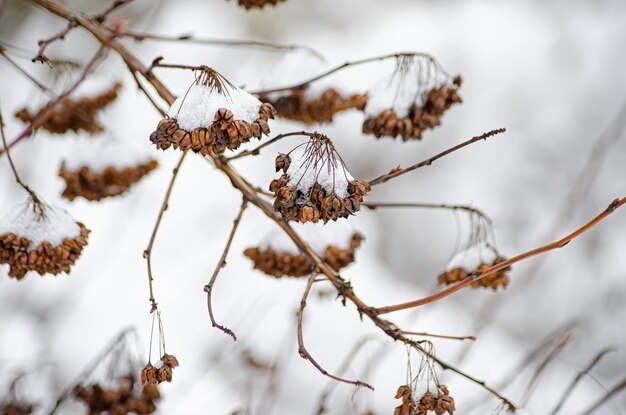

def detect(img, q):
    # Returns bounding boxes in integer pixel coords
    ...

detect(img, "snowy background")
[1,0,626,414]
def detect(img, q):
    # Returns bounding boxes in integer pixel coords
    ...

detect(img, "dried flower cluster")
[150,71,276,156]
[59,159,159,201]
[363,76,462,141]
[438,252,510,291]
[74,378,160,415]
[235,0,286,9]
[270,135,370,223]
[394,384,455,415]
[244,233,363,278]
[0,199,90,279]
[260,87,367,124]
[0,402,33,415]
[140,354,179,385]
[15,82,122,135]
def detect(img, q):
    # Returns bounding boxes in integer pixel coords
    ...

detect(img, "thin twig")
[118,30,325,61]
[33,19,78,66]
[375,197,626,315]
[1,44,109,156]
[203,198,249,341]
[580,376,626,415]
[368,128,506,186]
[549,347,615,415]
[399,330,476,342]
[129,70,166,116]
[93,0,135,23]
[0,49,53,92]
[143,151,188,313]
[364,202,491,223]
[227,130,312,161]
[251,51,439,95]
[521,331,572,406]
[297,274,374,390]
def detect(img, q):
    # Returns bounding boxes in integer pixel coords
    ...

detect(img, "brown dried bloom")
[59,159,158,201]
[244,232,363,278]
[260,86,367,124]
[140,354,179,386]
[15,82,122,135]
[0,402,33,415]
[74,376,159,415]
[437,245,510,290]
[269,133,370,223]
[0,197,90,280]
[150,69,276,156]
[362,55,461,141]
[235,0,286,9]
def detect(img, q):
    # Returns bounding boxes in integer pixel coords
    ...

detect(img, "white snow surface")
[285,144,354,201]
[62,134,154,173]
[258,221,357,256]
[167,83,262,131]
[0,197,80,250]
[445,244,498,272]
[364,72,447,118]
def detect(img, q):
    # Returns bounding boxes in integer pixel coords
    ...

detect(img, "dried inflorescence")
[15,82,122,135]
[437,245,510,290]
[235,0,286,9]
[0,402,33,415]
[270,134,370,223]
[244,233,363,278]
[74,377,160,415]
[150,69,276,156]
[363,76,462,141]
[0,198,90,280]
[59,159,159,201]
[140,354,179,386]
[260,87,367,124]
[394,384,456,415]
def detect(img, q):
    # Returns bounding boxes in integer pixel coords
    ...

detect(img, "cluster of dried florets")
[362,55,461,141]
[394,384,455,415]
[245,232,363,278]
[59,160,158,201]
[150,70,276,156]
[235,0,286,9]
[260,86,367,124]
[15,82,122,135]
[0,197,89,279]
[140,354,179,385]
[437,244,510,290]
[0,402,33,415]
[270,134,370,223]
[74,377,159,415]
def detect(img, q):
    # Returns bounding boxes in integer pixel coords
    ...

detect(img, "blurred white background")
[1,0,625,413]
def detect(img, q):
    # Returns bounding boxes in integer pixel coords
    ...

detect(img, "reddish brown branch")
[368,128,506,186]
[297,274,374,390]
[376,197,626,315]
[226,130,313,161]
[0,48,53,92]
[203,198,248,341]
[32,19,77,66]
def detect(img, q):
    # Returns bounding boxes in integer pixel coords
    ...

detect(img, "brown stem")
[226,130,313,161]
[203,198,248,341]
[375,197,626,315]
[33,19,77,66]
[297,274,374,390]
[251,51,441,95]
[30,0,518,405]
[368,128,506,186]
[549,348,615,415]
[93,0,135,23]
[143,151,188,313]
[0,44,109,156]
[580,376,626,415]
[129,70,166,116]
[117,30,325,61]
[399,330,476,342]
[364,201,491,223]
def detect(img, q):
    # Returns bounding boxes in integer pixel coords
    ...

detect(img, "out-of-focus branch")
[364,201,491,223]
[580,376,626,415]
[0,48,53,92]
[93,0,135,23]
[399,330,476,342]
[368,128,506,186]
[32,19,77,66]
[375,197,626,315]
[297,274,374,390]
[204,198,248,341]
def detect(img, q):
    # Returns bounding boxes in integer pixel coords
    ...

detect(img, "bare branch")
[0,48,53,92]
[227,130,313,161]
[297,274,374,390]
[364,201,491,223]
[203,198,249,341]
[93,0,135,23]
[32,20,77,66]
[375,197,626,315]
[399,330,476,342]
[580,376,626,415]
[368,128,506,186]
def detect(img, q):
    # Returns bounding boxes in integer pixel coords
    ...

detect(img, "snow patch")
[0,197,81,250]
[258,221,357,256]
[285,144,354,200]
[446,244,497,272]
[168,83,262,131]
